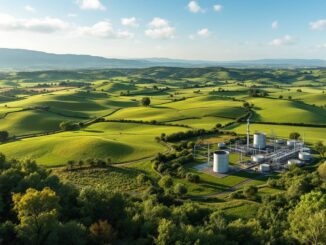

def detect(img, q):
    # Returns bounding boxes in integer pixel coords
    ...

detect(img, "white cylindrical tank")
[287,159,302,166]
[253,133,266,149]
[287,140,303,148]
[299,152,311,161]
[218,142,226,148]
[287,140,297,147]
[259,164,270,172]
[251,154,265,163]
[213,150,229,173]
[301,147,311,153]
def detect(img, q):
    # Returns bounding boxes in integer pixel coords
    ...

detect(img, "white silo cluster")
[253,132,266,149]
[213,150,229,173]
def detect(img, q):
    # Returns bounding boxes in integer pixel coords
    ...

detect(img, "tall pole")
[247,118,250,149]
[207,144,210,166]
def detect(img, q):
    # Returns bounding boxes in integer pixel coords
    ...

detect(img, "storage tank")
[287,140,296,147]
[213,151,229,173]
[287,159,303,167]
[253,133,266,149]
[301,147,311,153]
[259,164,270,172]
[299,152,311,161]
[218,142,226,148]
[275,139,285,144]
[287,140,303,148]
[251,154,265,163]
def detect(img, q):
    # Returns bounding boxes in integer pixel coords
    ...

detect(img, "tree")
[12,187,60,245]
[59,121,79,131]
[89,220,116,245]
[141,97,151,106]
[0,152,6,167]
[0,131,9,142]
[78,160,84,168]
[317,162,326,179]
[243,102,250,109]
[289,132,300,140]
[156,219,180,245]
[243,185,258,200]
[174,183,187,197]
[106,158,112,165]
[288,191,326,245]
[158,176,173,189]
[136,174,148,186]
[315,141,326,157]
[67,160,75,170]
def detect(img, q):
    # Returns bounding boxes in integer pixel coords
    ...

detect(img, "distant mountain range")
[1,48,326,70]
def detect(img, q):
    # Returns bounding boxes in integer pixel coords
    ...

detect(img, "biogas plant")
[194,119,313,176]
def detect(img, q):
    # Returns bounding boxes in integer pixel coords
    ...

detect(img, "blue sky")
[0,0,326,60]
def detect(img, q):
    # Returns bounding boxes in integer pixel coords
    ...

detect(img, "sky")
[0,0,326,60]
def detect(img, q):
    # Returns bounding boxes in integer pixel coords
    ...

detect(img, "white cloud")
[77,21,133,39]
[0,14,68,33]
[213,4,222,12]
[145,17,175,39]
[310,19,326,30]
[149,17,169,28]
[121,17,138,27]
[76,0,105,10]
[25,5,36,12]
[188,1,203,13]
[272,20,278,29]
[197,28,211,38]
[270,35,296,46]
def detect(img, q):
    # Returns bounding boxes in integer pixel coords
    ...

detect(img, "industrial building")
[193,119,313,175]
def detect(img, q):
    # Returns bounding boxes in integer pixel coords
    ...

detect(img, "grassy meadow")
[0,67,325,202]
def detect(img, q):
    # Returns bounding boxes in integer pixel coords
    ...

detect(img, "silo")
[287,159,303,167]
[218,142,226,148]
[213,151,229,173]
[259,164,270,172]
[287,140,297,147]
[251,154,265,163]
[301,147,311,153]
[253,132,266,149]
[299,152,311,161]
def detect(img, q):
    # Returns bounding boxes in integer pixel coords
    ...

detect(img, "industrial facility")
[194,119,313,175]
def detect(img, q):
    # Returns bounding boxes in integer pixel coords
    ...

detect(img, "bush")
[0,131,9,142]
[174,183,187,197]
[186,173,200,183]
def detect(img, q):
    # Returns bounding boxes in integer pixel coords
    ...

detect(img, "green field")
[0,67,325,201]
[0,122,187,166]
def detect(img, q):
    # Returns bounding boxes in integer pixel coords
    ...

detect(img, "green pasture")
[0,122,186,166]
[249,97,326,125]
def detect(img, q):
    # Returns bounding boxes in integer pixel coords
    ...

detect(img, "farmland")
[0,67,325,197]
